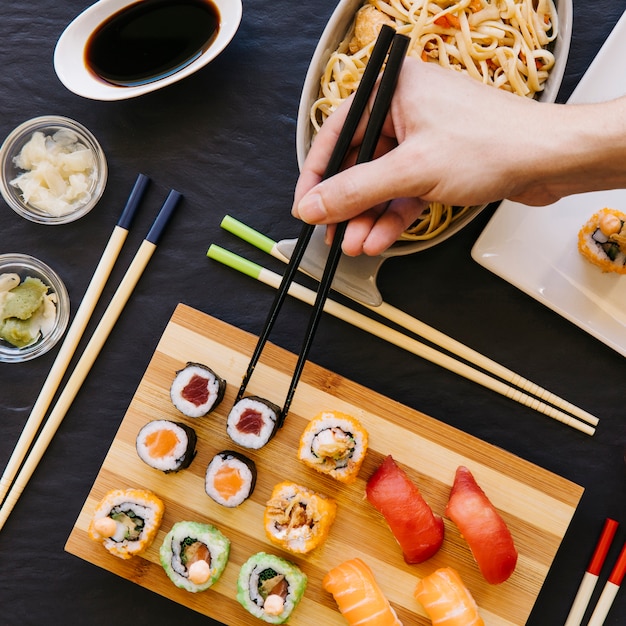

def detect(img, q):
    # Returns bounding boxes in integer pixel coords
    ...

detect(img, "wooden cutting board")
[66,303,584,625]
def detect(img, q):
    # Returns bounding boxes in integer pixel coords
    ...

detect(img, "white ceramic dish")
[472,10,626,357]
[54,0,243,101]
[295,0,572,255]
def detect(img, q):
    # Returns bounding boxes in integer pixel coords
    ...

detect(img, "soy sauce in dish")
[85,0,220,87]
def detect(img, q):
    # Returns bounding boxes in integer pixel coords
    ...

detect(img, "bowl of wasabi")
[0,254,70,362]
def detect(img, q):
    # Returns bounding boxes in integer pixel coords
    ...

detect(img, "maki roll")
[170,362,226,417]
[264,481,337,554]
[578,207,626,274]
[237,552,307,624]
[205,449,257,507]
[159,521,230,593]
[136,419,197,473]
[297,410,368,484]
[88,488,164,559]
[226,395,281,449]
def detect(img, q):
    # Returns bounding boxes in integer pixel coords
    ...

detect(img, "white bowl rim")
[295,0,573,255]
[54,0,243,101]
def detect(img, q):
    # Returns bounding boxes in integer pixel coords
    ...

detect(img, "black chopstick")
[279,32,410,423]
[235,24,396,404]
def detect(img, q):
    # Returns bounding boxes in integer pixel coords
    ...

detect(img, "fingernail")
[296,192,327,222]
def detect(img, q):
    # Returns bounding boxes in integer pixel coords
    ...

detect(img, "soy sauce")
[85,0,220,87]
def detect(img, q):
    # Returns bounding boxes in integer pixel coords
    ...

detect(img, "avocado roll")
[237,552,307,624]
[159,521,230,593]
[136,419,197,473]
[88,488,164,559]
[264,481,337,554]
[205,449,257,507]
[226,395,281,449]
[170,361,226,418]
[297,410,368,484]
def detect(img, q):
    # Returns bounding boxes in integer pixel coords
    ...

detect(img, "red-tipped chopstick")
[587,539,626,625]
[564,518,619,626]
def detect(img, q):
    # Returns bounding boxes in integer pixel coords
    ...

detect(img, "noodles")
[309,0,558,241]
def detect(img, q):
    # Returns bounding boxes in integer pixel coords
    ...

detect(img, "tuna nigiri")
[414,567,484,626]
[323,558,403,626]
[366,455,444,564]
[445,466,518,584]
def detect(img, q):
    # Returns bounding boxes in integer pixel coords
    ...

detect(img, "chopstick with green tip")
[0,189,182,531]
[0,173,150,504]
[215,215,600,432]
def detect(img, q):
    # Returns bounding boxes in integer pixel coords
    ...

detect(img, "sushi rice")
[159,521,230,593]
[236,552,307,624]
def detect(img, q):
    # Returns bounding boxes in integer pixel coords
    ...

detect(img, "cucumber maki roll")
[88,488,164,559]
[237,552,307,624]
[159,521,230,592]
[170,362,226,418]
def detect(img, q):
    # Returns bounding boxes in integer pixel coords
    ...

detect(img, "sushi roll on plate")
[264,481,337,554]
[205,449,257,507]
[88,488,164,559]
[237,552,307,624]
[159,521,230,593]
[136,419,197,473]
[578,207,626,274]
[226,395,281,449]
[297,410,368,484]
[170,362,226,417]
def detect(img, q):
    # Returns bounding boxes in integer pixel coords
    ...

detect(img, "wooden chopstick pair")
[565,518,626,625]
[0,180,182,531]
[236,25,410,423]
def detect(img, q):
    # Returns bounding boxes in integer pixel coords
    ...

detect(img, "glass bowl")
[0,115,107,224]
[0,253,70,362]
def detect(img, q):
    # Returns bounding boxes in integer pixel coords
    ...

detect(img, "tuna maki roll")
[237,552,307,624]
[264,481,337,555]
[159,521,230,593]
[136,419,197,473]
[205,450,257,507]
[297,410,368,484]
[226,395,281,449]
[88,488,164,559]
[170,362,226,418]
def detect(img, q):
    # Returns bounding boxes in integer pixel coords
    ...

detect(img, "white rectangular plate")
[472,11,626,357]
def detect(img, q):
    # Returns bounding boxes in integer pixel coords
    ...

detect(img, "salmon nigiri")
[445,466,518,584]
[366,455,444,564]
[323,558,403,626]
[414,567,484,626]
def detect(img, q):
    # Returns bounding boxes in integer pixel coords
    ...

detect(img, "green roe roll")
[237,552,307,623]
[159,521,230,592]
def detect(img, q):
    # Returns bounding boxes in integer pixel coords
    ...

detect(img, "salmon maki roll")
[323,557,402,625]
[414,567,484,626]
[170,362,226,418]
[88,488,164,559]
[264,481,337,554]
[136,419,197,473]
[297,410,368,484]
[205,450,257,507]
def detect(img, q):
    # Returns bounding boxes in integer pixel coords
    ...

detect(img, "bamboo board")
[66,303,584,625]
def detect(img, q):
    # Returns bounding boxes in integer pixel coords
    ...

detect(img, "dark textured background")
[1,1,625,624]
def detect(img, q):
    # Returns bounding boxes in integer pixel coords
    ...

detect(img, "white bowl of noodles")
[296,0,572,254]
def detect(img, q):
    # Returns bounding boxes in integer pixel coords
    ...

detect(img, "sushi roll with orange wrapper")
[578,207,626,274]
[264,481,337,554]
[170,362,226,417]
[88,487,164,559]
[323,557,402,625]
[414,567,484,626]
[297,410,368,484]
[136,419,197,473]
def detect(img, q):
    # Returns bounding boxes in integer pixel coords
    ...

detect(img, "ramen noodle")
[310,0,558,241]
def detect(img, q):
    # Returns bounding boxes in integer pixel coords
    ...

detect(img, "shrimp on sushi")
[414,567,484,626]
[323,557,403,626]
